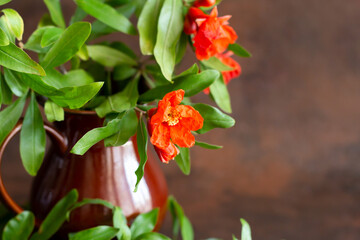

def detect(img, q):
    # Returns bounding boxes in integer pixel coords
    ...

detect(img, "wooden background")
[2,0,360,239]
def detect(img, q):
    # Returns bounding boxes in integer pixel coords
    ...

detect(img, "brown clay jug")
[0,110,168,237]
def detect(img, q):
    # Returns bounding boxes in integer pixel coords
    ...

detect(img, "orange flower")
[193,0,216,8]
[184,7,208,35]
[193,7,237,60]
[148,90,203,163]
[217,51,241,85]
[203,52,241,94]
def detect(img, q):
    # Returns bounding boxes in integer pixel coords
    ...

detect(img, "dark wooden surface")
[2,0,360,239]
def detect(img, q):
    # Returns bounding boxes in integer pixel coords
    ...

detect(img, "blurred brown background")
[2,0,360,239]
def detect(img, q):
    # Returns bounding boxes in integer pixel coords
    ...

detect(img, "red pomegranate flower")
[148,90,203,163]
[193,0,216,8]
[193,7,237,60]
[204,52,241,94]
[184,7,209,35]
[217,51,241,85]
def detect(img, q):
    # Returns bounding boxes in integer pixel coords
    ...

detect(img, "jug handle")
[0,119,68,214]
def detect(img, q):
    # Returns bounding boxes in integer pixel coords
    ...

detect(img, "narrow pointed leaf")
[24,26,52,53]
[104,109,138,147]
[69,226,119,240]
[40,27,64,47]
[134,232,171,240]
[2,8,23,40]
[0,94,26,145]
[202,57,233,71]
[168,196,194,240]
[74,0,136,35]
[95,76,139,117]
[195,141,222,149]
[174,147,190,175]
[20,91,46,176]
[139,70,219,102]
[87,45,137,67]
[0,73,13,104]
[138,0,164,55]
[44,100,64,122]
[130,209,158,239]
[30,189,78,240]
[153,0,183,80]
[240,219,252,240]
[210,74,232,113]
[113,207,131,240]
[41,22,91,69]
[44,0,66,28]
[0,43,45,75]
[2,211,35,240]
[134,117,148,192]
[71,113,126,155]
[228,43,252,58]
[3,68,29,96]
[0,0,11,6]
[193,103,235,134]
[0,27,9,46]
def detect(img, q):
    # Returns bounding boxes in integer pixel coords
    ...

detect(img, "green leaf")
[232,235,239,240]
[153,0,184,81]
[130,209,158,239]
[193,103,235,134]
[168,196,194,240]
[134,232,171,240]
[173,63,198,79]
[67,198,114,221]
[175,32,187,64]
[41,22,91,69]
[74,0,136,35]
[69,226,119,240]
[113,65,137,81]
[87,45,137,67]
[70,7,87,25]
[0,15,14,43]
[49,82,104,109]
[138,0,164,55]
[0,0,11,6]
[95,75,139,118]
[24,27,51,53]
[20,91,46,176]
[202,57,233,71]
[3,68,29,97]
[134,117,148,192]
[139,70,219,102]
[90,4,136,39]
[30,189,78,240]
[0,27,9,46]
[210,74,232,113]
[240,219,252,240]
[0,73,13,105]
[110,41,137,60]
[2,9,23,40]
[40,26,64,47]
[0,94,26,145]
[228,43,252,58]
[76,44,89,60]
[113,207,131,240]
[60,69,94,87]
[2,211,35,240]
[0,43,46,76]
[104,109,137,147]
[174,147,190,175]
[44,100,64,122]
[44,0,66,28]
[195,141,222,149]
[71,112,126,155]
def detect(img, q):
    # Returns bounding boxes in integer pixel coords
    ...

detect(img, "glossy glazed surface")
[30,111,168,234]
